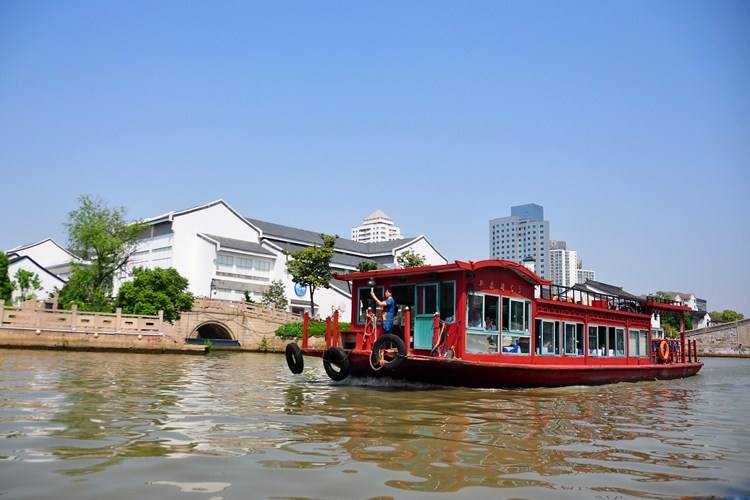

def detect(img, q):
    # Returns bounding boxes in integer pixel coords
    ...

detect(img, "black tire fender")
[370,334,407,371]
[323,347,351,381]
[285,342,304,374]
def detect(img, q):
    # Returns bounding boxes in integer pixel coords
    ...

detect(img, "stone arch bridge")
[173,298,306,350]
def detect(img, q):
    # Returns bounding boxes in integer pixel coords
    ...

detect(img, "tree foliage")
[660,312,693,337]
[0,254,13,303]
[356,261,378,272]
[262,280,288,310]
[284,234,337,318]
[710,309,745,323]
[59,195,146,311]
[396,250,426,268]
[114,267,193,322]
[13,269,42,301]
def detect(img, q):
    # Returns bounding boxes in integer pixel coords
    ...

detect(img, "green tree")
[660,312,693,337]
[396,250,426,268]
[13,269,42,301]
[59,195,146,311]
[710,309,744,323]
[243,291,255,303]
[114,267,193,322]
[356,261,378,272]
[262,280,288,310]
[0,254,13,303]
[285,234,337,318]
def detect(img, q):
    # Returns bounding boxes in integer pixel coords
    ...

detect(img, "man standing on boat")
[371,288,396,333]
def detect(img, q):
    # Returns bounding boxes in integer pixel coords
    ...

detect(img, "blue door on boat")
[414,284,438,349]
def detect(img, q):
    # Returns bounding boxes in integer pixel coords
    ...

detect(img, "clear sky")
[1,1,748,313]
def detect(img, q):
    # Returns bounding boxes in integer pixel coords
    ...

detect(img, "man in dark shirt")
[370,288,396,333]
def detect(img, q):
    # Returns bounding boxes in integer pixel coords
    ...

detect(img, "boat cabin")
[334,259,696,366]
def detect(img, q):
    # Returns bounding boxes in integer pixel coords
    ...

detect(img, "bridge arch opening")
[195,322,233,340]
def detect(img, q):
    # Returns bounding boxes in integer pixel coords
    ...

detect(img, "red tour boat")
[284,260,702,388]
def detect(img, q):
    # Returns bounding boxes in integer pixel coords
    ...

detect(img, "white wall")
[394,237,448,266]
[263,244,351,319]
[8,258,65,302]
[11,240,73,269]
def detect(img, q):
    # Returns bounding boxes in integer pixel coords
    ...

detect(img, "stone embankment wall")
[0,300,201,353]
[0,298,324,353]
[686,319,750,357]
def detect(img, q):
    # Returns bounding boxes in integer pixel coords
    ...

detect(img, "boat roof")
[335,259,550,286]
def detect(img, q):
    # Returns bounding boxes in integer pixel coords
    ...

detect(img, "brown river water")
[0,350,748,499]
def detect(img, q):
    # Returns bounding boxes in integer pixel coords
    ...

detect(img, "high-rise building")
[550,247,578,287]
[550,240,567,250]
[577,268,596,284]
[351,209,403,243]
[489,203,550,279]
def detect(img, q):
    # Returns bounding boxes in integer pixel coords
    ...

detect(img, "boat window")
[607,327,626,357]
[639,331,648,357]
[564,322,584,355]
[535,319,560,355]
[629,329,649,357]
[588,325,608,357]
[466,293,500,354]
[418,285,438,315]
[357,286,383,324]
[439,282,455,323]
[501,297,531,354]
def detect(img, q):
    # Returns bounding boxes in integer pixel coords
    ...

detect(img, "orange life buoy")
[658,339,670,363]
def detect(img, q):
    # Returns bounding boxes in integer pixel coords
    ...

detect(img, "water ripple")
[0,350,748,498]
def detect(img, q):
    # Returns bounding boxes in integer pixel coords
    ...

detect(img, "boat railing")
[539,284,646,314]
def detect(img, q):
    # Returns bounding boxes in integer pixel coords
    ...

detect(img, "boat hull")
[304,349,703,388]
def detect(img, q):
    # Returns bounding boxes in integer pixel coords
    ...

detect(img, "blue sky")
[1,1,748,312]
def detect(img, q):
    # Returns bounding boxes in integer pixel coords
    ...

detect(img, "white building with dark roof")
[4,238,80,302]
[351,209,402,243]
[119,200,447,318]
[6,238,78,281]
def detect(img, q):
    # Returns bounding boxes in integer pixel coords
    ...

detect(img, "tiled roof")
[363,209,392,221]
[574,280,642,301]
[202,234,275,256]
[247,217,415,256]
[269,241,374,269]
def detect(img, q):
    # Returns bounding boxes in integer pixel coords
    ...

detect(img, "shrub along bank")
[276,321,351,339]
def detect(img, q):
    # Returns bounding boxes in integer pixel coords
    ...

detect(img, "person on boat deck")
[469,310,484,329]
[370,288,396,333]
[485,316,497,331]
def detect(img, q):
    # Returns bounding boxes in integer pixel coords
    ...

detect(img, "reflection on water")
[0,350,748,498]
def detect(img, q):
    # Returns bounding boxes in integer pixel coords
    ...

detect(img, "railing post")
[0,299,4,326]
[116,307,122,332]
[403,307,411,355]
[333,310,340,347]
[680,316,686,364]
[158,310,164,332]
[432,312,440,348]
[71,304,78,331]
[34,300,41,329]
[694,340,699,362]
[302,312,309,349]
[325,316,331,347]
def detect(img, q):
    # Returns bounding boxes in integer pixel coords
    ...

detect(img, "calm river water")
[0,350,748,499]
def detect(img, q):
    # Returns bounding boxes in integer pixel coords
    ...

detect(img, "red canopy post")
[333,310,340,347]
[325,316,331,347]
[403,307,411,355]
[680,315,686,364]
[432,312,440,347]
[302,312,309,349]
